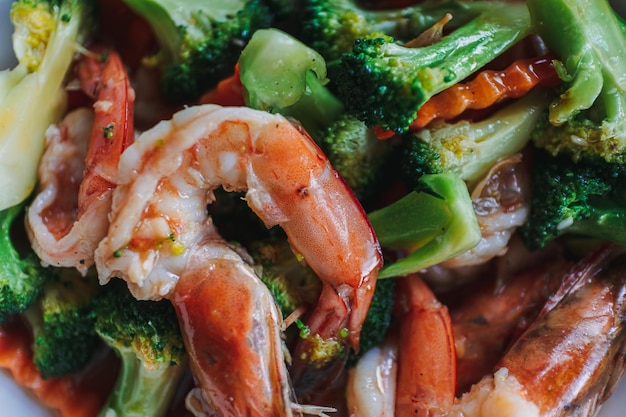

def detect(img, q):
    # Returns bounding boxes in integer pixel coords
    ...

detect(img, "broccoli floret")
[401,90,549,189]
[238,28,345,139]
[239,28,395,196]
[348,277,395,365]
[527,0,626,164]
[368,173,481,278]
[122,0,277,104]
[300,0,496,62]
[94,279,186,417]
[24,270,100,379]
[0,203,51,322]
[250,237,322,318]
[0,0,94,211]
[333,1,531,133]
[519,149,626,250]
[320,114,394,201]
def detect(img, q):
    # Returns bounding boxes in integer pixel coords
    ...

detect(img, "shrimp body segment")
[27,49,134,274]
[173,241,297,417]
[395,275,457,417]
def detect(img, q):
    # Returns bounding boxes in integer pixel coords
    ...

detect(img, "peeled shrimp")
[26,48,134,274]
[346,341,398,417]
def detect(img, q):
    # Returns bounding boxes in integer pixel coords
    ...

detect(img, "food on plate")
[1,0,626,416]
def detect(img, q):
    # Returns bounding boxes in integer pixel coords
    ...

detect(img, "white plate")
[1,0,625,415]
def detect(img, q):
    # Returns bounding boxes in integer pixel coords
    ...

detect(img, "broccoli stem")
[567,200,626,244]
[400,2,529,98]
[0,0,92,211]
[368,173,481,278]
[98,348,187,417]
[238,28,345,138]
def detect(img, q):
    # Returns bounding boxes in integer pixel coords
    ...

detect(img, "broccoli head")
[122,0,276,104]
[0,203,51,322]
[24,270,100,379]
[320,114,394,201]
[250,236,322,319]
[527,0,626,164]
[519,149,626,250]
[94,279,186,417]
[333,1,531,133]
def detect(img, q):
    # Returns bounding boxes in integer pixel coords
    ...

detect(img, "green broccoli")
[519,149,626,250]
[347,277,396,365]
[238,27,345,138]
[526,0,626,164]
[333,1,531,133]
[24,270,100,379]
[250,236,322,319]
[401,90,549,189]
[94,279,187,417]
[0,203,51,322]
[0,0,95,211]
[320,114,394,201]
[121,0,277,104]
[238,28,394,197]
[516,0,626,250]
[300,0,497,62]
[368,173,481,279]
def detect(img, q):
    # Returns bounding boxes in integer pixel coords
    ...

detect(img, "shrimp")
[450,245,572,395]
[172,238,298,417]
[440,154,530,268]
[448,244,626,417]
[394,274,457,417]
[346,340,398,417]
[351,245,626,417]
[26,47,134,274]
[93,104,382,407]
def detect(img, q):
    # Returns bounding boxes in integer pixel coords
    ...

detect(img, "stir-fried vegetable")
[2,0,626,416]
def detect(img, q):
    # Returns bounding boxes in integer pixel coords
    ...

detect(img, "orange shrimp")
[394,274,456,416]
[26,47,134,274]
[488,245,626,416]
[173,240,299,417]
[94,104,382,414]
[451,247,572,395]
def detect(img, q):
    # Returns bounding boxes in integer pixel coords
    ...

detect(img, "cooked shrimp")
[350,246,626,417]
[451,246,572,395]
[346,340,397,417]
[448,245,626,417]
[441,155,529,268]
[26,48,134,274]
[172,239,298,417]
[394,274,456,417]
[94,104,382,402]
